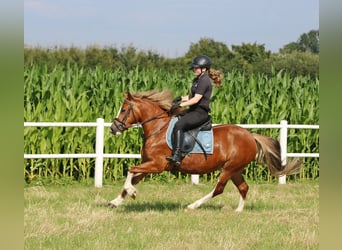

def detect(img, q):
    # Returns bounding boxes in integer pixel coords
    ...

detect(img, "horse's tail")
[252,133,302,177]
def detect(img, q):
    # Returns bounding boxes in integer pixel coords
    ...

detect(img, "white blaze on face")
[116,106,122,119]
[115,106,122,135]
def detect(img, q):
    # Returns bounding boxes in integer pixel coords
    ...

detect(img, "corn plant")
[24,64,319,184]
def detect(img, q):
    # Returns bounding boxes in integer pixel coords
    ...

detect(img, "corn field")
[24,64,319,184]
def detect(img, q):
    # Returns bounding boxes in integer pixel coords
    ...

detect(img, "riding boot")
[166,129,184,169]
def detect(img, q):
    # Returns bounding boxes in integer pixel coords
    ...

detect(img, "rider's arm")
[181,95,189,102]
[180,94,202,107]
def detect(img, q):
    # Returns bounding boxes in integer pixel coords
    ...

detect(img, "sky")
[24,0,319,58]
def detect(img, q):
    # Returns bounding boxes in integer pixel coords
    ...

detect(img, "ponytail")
[208,68,223,87]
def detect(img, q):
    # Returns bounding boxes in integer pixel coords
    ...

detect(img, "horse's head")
[111,92,139,135]
[111,89,176,135]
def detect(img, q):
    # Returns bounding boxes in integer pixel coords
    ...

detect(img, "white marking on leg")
[109,195,124,208]
[187,190,215,210]
[109,172,137,208]
[235,194,245,212]
[124,172,137,197]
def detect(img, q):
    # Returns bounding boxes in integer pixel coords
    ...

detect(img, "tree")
[231,42,270,64]
[298,30,319,54]
[280,29,319,54]
[229,42,271,72]
[184,37,233,71]
[279,42,302,54]
[268,52,319,78]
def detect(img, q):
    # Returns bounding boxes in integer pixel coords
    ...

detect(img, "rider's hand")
[172,96,182,103]
[170,103,181,113]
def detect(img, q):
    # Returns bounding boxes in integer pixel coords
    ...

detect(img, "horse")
[108,89,301,211]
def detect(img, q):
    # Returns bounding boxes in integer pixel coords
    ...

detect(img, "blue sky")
[24,0,319,58]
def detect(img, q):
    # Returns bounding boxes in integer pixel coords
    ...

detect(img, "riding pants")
[174,107,209,132]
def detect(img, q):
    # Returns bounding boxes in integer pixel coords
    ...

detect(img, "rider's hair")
[208,68,223,88]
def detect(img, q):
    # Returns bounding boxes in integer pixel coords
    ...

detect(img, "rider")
[166,55,222,168]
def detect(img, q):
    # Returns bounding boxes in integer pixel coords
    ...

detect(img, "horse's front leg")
[108,172,137,208]
[108,160,165,208]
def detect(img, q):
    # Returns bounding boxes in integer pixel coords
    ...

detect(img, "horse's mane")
[130,89,174,110]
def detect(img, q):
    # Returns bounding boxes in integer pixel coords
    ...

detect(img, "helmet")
[190,55,211,69]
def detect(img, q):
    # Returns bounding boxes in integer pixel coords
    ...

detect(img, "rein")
[140,111,170,139]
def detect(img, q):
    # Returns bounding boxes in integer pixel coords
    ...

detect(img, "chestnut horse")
[109,89,301,211]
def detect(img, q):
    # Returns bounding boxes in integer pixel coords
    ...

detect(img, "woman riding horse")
[109,90,301,211]
[166,55,222,171]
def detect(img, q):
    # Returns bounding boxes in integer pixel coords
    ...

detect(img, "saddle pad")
[166,117,214,154]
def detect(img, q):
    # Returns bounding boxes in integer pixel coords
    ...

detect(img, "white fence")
[24,119,319,187]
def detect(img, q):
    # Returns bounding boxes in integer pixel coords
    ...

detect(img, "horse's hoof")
[108,203,117,208]
[186,205,196,210]
[126,187,137,198]
[131,192,136,200]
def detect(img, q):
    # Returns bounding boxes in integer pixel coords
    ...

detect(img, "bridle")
[113,101,137,132]
[113,100,170,138]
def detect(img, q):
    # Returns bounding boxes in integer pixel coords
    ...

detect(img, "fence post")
[191,174,199,185]
[95,118,104,188]
[279,120,287,184]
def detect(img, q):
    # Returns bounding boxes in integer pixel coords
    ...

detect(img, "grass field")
[24,180,318,250]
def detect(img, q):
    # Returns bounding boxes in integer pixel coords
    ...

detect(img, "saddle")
[166,116,214,159]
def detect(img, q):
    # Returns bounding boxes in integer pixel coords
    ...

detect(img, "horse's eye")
[121,109,126,113]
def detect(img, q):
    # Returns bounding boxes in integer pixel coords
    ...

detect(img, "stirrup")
[166,155,175,162]
[170,161,181,175]
[166,154,182,174]
[166,154,182,164]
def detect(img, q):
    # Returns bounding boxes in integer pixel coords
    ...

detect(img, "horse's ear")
[124,92,133,100]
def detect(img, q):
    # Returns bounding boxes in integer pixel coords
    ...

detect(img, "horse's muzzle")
[110,124,122,135]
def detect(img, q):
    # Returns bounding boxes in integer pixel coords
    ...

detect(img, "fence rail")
[24,119,319,187]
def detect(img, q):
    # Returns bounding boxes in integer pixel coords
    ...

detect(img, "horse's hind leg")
[187,170,232,210]
[231,170,249,212]
[108,172,146,208]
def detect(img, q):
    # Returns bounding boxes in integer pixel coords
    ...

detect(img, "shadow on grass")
[98,199,272,212]
[101,201,224,212]
[121,201,183,212]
